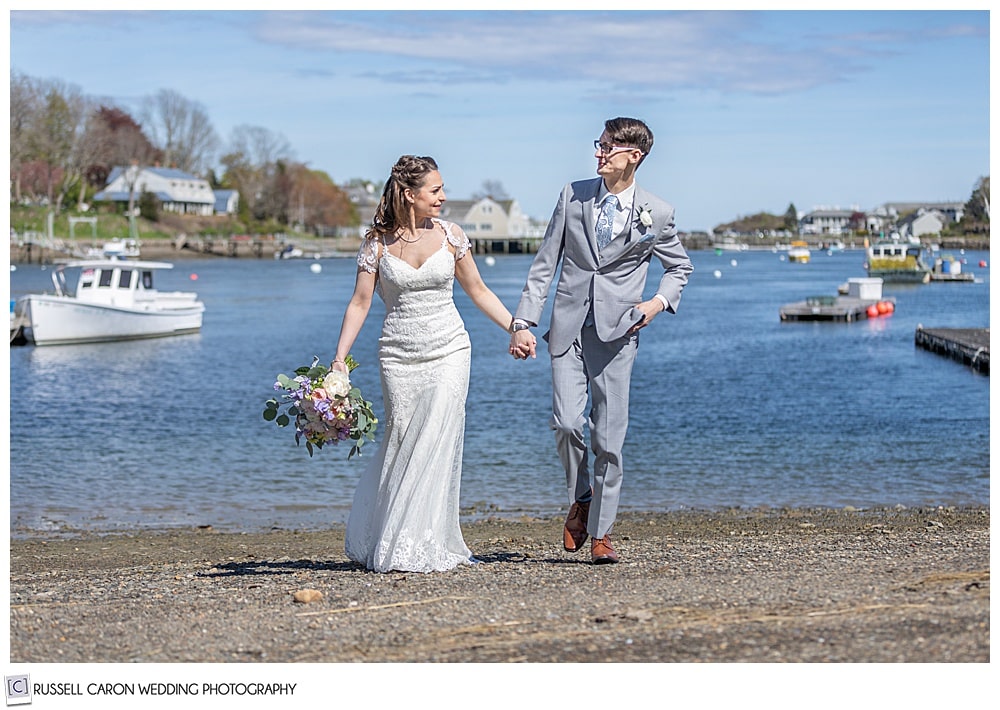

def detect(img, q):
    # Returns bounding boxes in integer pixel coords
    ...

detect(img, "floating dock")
[779,296,894,322]
[914,327,989,374]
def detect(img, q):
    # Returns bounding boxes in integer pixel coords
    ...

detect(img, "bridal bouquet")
[263,355,378,458]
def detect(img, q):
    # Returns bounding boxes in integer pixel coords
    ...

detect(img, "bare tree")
[472,179,510,201]
[220,125,294,220]
[141,88,219,174]
[9,71,44,203]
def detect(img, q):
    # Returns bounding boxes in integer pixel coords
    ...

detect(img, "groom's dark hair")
[605,117,653,165]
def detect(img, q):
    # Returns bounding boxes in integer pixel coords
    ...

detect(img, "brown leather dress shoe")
[591,535,619,564]
[563,499,591,552]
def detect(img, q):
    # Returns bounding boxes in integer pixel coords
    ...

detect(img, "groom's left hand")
[628,299,665,334]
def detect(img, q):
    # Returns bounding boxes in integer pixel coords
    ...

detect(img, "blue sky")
[6,7,991,232]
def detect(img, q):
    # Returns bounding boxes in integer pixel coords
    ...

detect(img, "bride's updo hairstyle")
[367,155,439,239]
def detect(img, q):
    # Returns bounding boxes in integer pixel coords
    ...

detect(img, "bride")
[330,155,527,573]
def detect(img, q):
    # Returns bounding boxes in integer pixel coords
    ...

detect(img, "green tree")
[783,203,798,233]
[138,189,160,222]
[27,84,78,209]
[964,176,990,223]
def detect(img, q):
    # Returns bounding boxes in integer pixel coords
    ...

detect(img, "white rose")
[639,208,653,227]
[322,370,351,398]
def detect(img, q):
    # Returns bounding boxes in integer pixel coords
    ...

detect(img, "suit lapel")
[629,185,649,241]
[582,178,602,258]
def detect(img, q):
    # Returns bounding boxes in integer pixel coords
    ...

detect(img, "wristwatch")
[511,321,531,333]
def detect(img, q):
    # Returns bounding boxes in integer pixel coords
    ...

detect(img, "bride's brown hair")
[367,155,439,239]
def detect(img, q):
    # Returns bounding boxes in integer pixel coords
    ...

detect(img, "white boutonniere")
[638,206,653,228]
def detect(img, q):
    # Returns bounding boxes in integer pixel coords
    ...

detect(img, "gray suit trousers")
[550,323,638,539]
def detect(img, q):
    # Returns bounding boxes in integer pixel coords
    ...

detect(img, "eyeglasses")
[594,140,641,156]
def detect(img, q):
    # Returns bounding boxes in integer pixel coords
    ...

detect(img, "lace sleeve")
[443,221,471,260]
[356,236,380,273]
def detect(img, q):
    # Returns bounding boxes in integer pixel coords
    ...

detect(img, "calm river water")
[7,247,990,536]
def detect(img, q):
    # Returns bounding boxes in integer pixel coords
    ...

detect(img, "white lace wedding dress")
[345,219,475,573]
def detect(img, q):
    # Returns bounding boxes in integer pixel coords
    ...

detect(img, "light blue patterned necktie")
[596,194,618,250]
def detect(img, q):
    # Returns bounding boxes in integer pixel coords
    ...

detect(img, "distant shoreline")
[10,233,989,265]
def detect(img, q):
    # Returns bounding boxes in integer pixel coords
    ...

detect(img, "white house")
[799,208,856,235]
[899,209,947,239]
[331,189,546,242]
[881,201,965,224]
[439,197,534,238]
[95,166,237,216]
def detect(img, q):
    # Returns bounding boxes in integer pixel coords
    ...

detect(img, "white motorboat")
[11,259,204,346]
[787,240,811,263]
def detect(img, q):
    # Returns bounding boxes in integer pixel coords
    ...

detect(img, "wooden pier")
[469,236,542,255]
[779,296,893,322]
[914,327,989,374]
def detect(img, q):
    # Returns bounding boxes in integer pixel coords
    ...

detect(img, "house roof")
[440,200,478,219]
[105,165,208,184]
[214,190,237,212]
[899,209,945,226]
[802,209,857,218]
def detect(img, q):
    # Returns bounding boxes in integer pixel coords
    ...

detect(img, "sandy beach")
[9,506,988,664]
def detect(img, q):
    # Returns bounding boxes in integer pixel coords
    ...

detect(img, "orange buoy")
[979,260,987,268]
[876,301,890,314]
[884,301,894,314]
[866,304,879,318]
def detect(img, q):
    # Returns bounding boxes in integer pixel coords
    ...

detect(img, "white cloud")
[250,10,977,95]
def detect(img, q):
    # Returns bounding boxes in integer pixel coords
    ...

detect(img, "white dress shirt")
[595,182,635,241]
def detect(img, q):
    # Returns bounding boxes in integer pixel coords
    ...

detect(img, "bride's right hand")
[331,359,349,373]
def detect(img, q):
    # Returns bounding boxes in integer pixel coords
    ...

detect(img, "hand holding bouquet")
[263,355,378,458]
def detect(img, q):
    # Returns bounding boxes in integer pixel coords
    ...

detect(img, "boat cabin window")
[98,270,114,288]
[118,270,133,289]
[80,268,95,288]
[141,271,153,289]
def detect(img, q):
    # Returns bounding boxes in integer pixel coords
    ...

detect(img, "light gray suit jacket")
[515,177,693,357]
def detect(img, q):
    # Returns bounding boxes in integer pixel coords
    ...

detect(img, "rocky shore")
[9,506,989,665]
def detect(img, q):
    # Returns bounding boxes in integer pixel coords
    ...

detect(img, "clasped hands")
[509,329,536,360]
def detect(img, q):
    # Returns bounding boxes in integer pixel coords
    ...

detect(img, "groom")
[509,116,693,564]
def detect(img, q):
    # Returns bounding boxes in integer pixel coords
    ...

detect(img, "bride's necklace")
[396,219,434,244]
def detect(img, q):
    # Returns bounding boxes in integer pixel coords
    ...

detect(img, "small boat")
[11,259,204,346]
[930,254,975,282]
[787,240,811,263]
[712,238,748,254]
[865,240,931,283]
[85,238,141,260]
[275,244,304,259]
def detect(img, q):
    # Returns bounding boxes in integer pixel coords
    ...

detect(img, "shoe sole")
[592,556,619,564]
